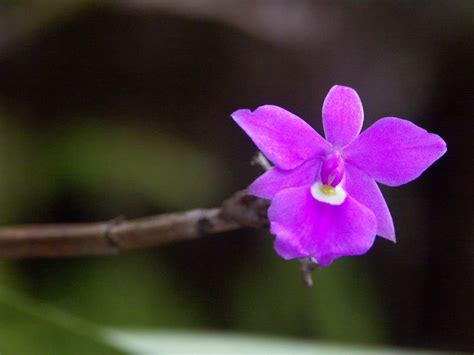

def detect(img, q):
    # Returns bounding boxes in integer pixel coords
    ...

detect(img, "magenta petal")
[231,105,330,169]
[248,158,321,199]
[268,187,377,266]
[345,164,395,242]
[343,117,447,186]
[322,85,364,147]
[273,230,309,260]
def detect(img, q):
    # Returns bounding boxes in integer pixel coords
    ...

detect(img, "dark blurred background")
[0,0,472,353]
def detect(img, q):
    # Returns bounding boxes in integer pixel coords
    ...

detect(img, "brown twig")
[0,191,269,259]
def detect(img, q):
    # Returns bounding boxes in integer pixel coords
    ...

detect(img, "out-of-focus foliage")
[105,330,444,355]
[0,277,441,354]
[0,265,122,354]
[0,115,41,224]
[0,113,226,220]
[233,249,387,344]
[48,120,227,210]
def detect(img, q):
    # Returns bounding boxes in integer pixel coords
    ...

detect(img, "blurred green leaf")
[0,285,123,355]
[35,253,209,328]
[231,243,387,344]
[104,330,444,355]
[49,121,228,210]
[0,283,444,355]
[0,112,228,224]
[305,259,387,343]
[0,115,58,224]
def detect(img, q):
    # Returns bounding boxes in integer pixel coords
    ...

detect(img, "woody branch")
[0,191,269,259]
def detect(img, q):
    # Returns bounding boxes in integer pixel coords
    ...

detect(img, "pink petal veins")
[343,117,447,186]
[322,85,364,147]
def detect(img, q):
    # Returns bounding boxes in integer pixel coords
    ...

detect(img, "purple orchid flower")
[231,85,446,267]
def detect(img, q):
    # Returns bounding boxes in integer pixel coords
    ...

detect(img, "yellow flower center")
[319,184,337,196]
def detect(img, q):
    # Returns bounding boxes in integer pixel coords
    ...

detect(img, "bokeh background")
[0,1,472,353]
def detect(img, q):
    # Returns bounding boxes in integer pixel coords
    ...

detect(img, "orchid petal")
[269,187,377,266]
[345,164,395,242]
[248,158,321,199]
[273,230,309,260]
[343,117,447,186]
[322,85,364,147]
[231,105,330,169]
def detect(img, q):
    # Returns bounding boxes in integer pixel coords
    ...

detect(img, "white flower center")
[311,181,346,205]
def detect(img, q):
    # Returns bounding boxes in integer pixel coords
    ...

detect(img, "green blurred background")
[0,1,472,353]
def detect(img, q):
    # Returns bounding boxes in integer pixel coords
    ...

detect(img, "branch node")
[221,191,269,228]
[197,216,213,236]
[103,215,125,251]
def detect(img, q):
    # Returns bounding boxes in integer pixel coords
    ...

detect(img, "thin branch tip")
[251,151,272,171]
[300,257,319,287]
